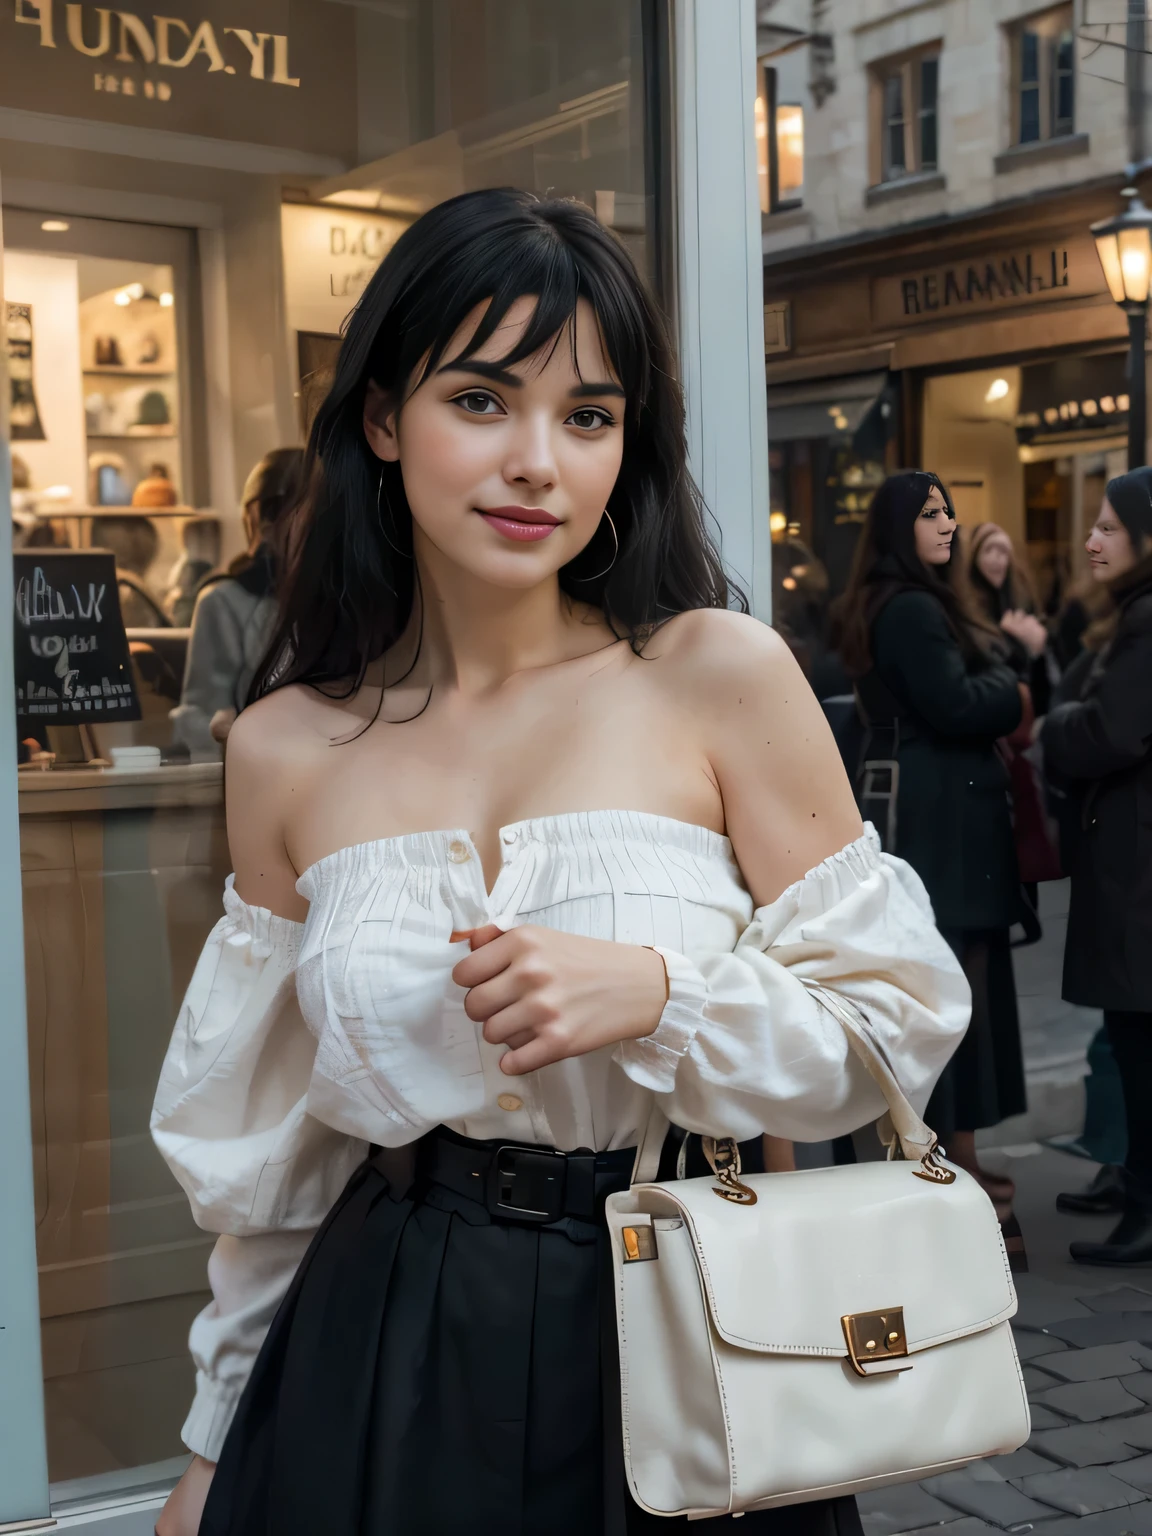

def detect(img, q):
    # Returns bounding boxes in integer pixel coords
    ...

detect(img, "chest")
[287,666,717,892]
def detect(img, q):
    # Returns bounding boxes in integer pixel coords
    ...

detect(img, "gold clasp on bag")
[841,1307,910,1376]
[621,1225,659,1263]
[705,1137,758,1206]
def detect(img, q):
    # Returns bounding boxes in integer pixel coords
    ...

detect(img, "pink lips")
[477,506,560,543]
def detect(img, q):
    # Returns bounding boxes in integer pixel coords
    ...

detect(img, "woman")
[1042,467,1152,1266]
[832,474,1028,1258]
[966,521,1051,713]
[151,191,967,1536]
[169,448,303,757]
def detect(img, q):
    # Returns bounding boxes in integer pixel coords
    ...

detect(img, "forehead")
[981,532,1012,552]
[444,294,616,382]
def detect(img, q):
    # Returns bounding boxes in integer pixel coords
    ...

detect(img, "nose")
[1085,529,1102,554]
[503,411,558,492]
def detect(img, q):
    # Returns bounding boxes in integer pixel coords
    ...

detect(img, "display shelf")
[33,505,201,519]
[83,366,176,378]
[88,429,177,440]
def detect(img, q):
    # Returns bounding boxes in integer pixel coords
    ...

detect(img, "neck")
[389,531,614,694]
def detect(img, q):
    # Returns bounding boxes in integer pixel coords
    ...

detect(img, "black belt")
[418,1126,636,1225]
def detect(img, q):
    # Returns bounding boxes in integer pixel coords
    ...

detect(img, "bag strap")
[629,983,954,1188]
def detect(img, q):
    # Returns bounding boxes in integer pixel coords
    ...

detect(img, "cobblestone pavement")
[859,1279,1152,1536]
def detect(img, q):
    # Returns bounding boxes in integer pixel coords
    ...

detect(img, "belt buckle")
[487,1144,567,1224]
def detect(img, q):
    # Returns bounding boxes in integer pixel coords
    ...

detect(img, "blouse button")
[447,839,471,864]
[497,1093,524,1112]
[501,830,518,846]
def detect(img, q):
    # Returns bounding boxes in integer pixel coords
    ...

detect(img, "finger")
[468,923,505,950]
[499,1034,565,1076]
[481,995,553,1042]
[452,931,515,988]
[462,971,525,1024]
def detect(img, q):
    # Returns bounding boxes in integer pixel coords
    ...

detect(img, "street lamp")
[1092,186,1152,470]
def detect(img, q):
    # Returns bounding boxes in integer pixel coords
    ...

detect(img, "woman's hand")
[1000,609,1048,658]
[452,925,668,1076]
[156,1455,216,1536]
[209,707,238,744]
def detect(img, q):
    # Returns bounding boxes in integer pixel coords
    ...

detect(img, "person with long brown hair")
[832,470,1028,1262]
[1042,466,1152,1265]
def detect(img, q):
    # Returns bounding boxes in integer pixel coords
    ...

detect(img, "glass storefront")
[0,1,753,1522]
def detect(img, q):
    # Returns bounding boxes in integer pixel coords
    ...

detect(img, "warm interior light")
[782,576,797,591]
[1094,233,1127,304]
[126,282,145,301]
[776,104,804,199]
[985,377,1010,402]
[1101,396,1117,413]
[1119,393,1131,411]
[40,219,69,233]
[754,89,769,214]
[1119,229,1152,304]
[159,291,174,308]
[1044,407,1060,424]
[1082,399,1099,416]
[114,290,132,306]
[769,511,788,534]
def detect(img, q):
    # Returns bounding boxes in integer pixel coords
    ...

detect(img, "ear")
[364,379,401,463]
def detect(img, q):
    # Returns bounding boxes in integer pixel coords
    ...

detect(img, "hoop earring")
[377,468,413,561]
[576,510,618,582]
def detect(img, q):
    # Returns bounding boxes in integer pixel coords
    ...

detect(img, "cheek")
[399,405,493,509]
[558,435,625,515]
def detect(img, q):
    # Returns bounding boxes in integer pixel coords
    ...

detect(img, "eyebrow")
[438,358,626,399]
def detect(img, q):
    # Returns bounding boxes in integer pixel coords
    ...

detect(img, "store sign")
[0,0,357,161]
[873,238,1107,329]
[281,203,409,338]
[12,551,140,725]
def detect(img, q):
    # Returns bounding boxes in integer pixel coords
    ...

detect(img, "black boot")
[1071,1193,1152,1266]
[1057,1163,1127,1216]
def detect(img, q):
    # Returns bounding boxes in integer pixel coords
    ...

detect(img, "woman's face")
[975,532,1012,589]
[912,483,956,567]
[364,295,626,591]
[1086,497,1137,582]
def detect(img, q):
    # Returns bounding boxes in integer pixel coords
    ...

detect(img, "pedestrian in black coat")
[833,471,1028,1264]
[1041,465,1152,1266]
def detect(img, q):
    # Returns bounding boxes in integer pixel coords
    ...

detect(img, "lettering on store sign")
[870,242,1104,330]
[900,250,1068,316]
[328,224,392,297]
[13,0,300,88]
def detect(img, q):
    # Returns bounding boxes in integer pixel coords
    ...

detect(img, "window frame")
[870,44,943,186]
[1009,4,1075,147]
[758,62,804,214]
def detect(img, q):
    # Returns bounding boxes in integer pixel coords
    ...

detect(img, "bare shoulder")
[642,608,804,710]
[644,608,861,905]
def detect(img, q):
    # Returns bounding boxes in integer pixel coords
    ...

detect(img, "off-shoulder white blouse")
[152,810,968,1461]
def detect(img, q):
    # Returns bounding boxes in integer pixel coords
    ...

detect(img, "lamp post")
[1092,188,1152,470]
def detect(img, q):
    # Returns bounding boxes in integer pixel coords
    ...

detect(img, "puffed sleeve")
[151,878,366,1459]
[613,827,969,1143]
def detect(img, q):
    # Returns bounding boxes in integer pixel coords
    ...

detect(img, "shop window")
[757,65,805,213]
[1009,5,1075,145]
[871,47,941,184]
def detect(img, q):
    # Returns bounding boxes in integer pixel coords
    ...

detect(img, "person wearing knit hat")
[1042,465,1152,1264]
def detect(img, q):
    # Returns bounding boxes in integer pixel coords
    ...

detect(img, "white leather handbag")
[606,984,1030,1521]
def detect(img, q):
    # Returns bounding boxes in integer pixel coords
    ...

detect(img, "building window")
[757,65,805,212]
[1010,5,1075,145]
[871,47,941,183]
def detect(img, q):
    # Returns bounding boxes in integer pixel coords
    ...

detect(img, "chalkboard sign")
[13,550,140,724]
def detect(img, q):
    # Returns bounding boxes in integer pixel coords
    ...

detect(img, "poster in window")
[7,301,46,440]
[13,551,141,724]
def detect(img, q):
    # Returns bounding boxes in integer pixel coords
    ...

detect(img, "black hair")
[831,470,997,676]
[249,187,740,704]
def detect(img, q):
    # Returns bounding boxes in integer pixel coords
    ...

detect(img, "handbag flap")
[629,1161,1015,1358]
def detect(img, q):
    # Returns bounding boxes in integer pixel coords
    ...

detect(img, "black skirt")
[199,1130,865,1536]
[927,928,1027,1137]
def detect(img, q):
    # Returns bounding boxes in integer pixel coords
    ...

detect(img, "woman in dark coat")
[834,471,1027,1261]
[1042,466,1152,1266]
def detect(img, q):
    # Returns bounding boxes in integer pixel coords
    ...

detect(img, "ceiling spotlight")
[769,511,787,534]
[1044,407,1060,424]
[1101,396,1117,413]
[1082,399,1099,416]
[114,290,132,306]
[1119,393,1131,411]
[40,219,69,233]
[159,291,174,308]
[985,377,1010,402]
[126,282,145,301]
[833,413,849,431]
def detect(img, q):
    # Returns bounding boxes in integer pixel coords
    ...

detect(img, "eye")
[452,390,504,416]
[567,406,615,432]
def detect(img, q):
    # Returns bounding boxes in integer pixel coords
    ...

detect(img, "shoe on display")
[1057,1163,1127,1216]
